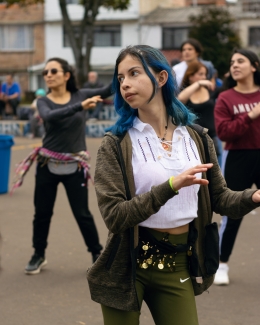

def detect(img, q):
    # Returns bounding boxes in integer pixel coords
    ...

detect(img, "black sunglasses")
[42,68,64,76]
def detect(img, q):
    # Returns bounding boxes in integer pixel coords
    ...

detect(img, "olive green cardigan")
[87,126,259,312]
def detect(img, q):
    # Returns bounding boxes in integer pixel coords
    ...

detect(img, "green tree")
[5,0,130,86]
[189,6,241,78]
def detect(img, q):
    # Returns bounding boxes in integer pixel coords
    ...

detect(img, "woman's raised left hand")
[252,190,260,203]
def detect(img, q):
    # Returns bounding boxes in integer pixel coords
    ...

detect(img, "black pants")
[8,98,19,116]
[0,98,19,116]
[33,163,102,256]
[219,149,260,262]
[0,100,5,116]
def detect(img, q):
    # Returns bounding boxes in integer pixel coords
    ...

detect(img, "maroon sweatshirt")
[214,88,260,150]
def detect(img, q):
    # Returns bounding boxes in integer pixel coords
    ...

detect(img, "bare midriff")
[152,223,189,235]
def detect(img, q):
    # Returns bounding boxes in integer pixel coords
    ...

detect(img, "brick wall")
[0,4,45,97]
[161,49,182,65]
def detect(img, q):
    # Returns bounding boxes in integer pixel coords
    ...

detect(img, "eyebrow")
[118,66,142,76]
[231,58,245,63]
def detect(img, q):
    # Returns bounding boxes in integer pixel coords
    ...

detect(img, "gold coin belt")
[137,240,177,272]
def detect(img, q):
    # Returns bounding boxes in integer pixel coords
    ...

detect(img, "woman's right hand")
[198,80,214,90]
[171,163,213,191]
[81,95,103,110]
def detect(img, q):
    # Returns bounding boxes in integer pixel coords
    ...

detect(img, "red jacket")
[214,88,260,150]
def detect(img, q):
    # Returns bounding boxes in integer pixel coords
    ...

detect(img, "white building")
[29,0,260,90]
[29,0,143,90]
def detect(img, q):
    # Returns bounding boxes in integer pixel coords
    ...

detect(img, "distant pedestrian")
[12,57,112,275]
[0,73,21,118]
[214,49,260,285]
[86,45,260,325]
[172,38,215,89]
[83,71,105,121]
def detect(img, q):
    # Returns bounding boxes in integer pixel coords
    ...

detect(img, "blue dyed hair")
[107,45,196,135]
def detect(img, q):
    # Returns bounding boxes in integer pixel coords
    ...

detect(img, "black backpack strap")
[188,124,213,213]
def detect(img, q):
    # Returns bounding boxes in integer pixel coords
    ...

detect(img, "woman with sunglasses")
[13,57,112,275]
[214,49,260,285]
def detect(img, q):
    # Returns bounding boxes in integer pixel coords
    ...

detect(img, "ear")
[64,71,71,81]
[157,70,168,88]
[251,61,258,73]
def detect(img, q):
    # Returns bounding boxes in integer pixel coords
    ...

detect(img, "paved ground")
[0,136,259,325]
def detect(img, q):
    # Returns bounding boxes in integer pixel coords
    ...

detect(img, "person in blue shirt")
[0,74,21,118]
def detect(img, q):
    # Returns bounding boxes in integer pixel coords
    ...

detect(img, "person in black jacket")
[20,58,112,275]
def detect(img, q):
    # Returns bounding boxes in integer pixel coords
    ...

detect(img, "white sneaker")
[213,263,229,285]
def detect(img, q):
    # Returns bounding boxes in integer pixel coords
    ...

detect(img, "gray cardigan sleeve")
[206,134,260,217]
[94,135,178,234]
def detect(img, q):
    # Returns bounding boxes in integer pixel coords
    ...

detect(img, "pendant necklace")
[158,118,171,151]
[158,118,168,141]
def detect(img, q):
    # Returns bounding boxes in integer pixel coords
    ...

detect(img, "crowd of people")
[2,38,260,324]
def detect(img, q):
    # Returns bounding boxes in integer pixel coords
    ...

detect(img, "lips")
[125,92,136,100]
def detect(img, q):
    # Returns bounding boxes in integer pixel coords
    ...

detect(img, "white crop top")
[128,117,202,229]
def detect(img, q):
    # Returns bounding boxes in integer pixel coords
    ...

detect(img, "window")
[0,25,34,51]
[162,27,189,50]
[249,27,260,47]
[242,1,260,13]
[94,26,121,47]
[63,25,121,47]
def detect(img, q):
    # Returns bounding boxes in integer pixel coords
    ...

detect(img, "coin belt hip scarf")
[137,227,190,272]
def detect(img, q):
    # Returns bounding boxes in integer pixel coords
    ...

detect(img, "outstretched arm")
[95,136,212,234]
[38,95,103,122]
[80,82,112,100]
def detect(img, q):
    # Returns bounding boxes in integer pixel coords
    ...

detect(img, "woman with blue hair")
[87,45,260,325]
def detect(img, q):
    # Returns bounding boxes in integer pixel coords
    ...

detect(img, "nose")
[121,77,130,90]
[232,60,238,68]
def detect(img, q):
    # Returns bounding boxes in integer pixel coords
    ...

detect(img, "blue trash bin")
[0,134,15,194]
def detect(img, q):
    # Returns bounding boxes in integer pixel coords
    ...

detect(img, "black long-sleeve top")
[38,85,112,153]
[186,90,218,138]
